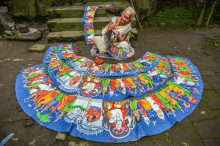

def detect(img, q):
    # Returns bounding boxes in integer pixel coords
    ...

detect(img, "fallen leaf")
[9,118,12,121]
[28,139,35,145]
[12,138,18,141]
[201,111,205,114]
[13,59,23,61]
[182,141,189,146]
[83,141,88,146]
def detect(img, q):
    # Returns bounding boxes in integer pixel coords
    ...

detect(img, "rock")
[29,44,46,52]
[25,120,34,127]
[4,31,13,36]
[13,58,23,61]
[4,30,42,41]
[68,141,84,146]
[17,24,29,33]
[135,0,158,20]
[0,6,15,30]
[55,132,66,141]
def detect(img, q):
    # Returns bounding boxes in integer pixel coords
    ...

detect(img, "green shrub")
[147,7,198,28]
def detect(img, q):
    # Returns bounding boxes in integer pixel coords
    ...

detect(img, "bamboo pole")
[197,1,207,26]
[206,0,217,26]
[130,0,143,29]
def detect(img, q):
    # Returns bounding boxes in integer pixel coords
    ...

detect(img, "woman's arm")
[108,19,118,30]
[117,33,129,42]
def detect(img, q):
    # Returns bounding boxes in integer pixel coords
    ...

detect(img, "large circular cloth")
[15,43,203,142]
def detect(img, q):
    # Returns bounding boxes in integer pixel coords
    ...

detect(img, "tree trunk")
[206,0,218,26]
[196,1,206,26]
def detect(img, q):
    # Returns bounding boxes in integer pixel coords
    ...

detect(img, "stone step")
[47,1,131,18]
[47,17,137,32]
[47,28,138,42]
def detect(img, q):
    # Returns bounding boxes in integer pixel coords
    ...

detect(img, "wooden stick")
[206,0,217,26]
[197,1,206,26]
[130,0,143,29]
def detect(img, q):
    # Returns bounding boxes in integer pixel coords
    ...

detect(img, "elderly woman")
[91,7,136,60]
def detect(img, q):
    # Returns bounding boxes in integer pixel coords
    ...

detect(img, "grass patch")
[147,7,197,29]
[146,4,219,29]
[203,36,220,56]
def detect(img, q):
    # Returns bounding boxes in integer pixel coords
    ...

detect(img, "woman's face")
[120,10,132,25]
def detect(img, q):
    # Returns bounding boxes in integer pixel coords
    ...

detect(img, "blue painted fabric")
[15,44,203,143]
[82,4,113,45]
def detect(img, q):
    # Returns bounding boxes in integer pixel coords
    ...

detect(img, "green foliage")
[147,7,199,28]
[203,36,220,56]
[54,24,59,29]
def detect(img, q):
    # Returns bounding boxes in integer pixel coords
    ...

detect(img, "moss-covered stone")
[13,0,36,17]
[13,0,129,17]
[135,0,157,20]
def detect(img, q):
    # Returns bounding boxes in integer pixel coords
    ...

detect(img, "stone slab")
[47,32,63,42]
[4,31,42,41]
[202,90,220,99]
[210,82,220,89]
[69,141,84,146]
[172,140,205,146]
[215,89,220,95]
[203,139,220,146]
[200,70,216,76]
[137,139,172,146]
[193,119,220,139]
[167,123,201,140]
[212,110,220,119]
[46,28,138,42]
[204,98,220,110]
[203,82,213,90]
[87,141,137,146]
[47,1,130,18]
[61,31,84,41]
[188,106,216,121]
[197,100,206,107]
[46,18,60,28]
[203,75,220,83]
[55,132,66,141]
[47,17,137,31]
[177,117,191,124]
[29,44,47,52]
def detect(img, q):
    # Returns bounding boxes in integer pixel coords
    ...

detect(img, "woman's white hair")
[122,7,136,21]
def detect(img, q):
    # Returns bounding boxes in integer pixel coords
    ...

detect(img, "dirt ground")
[0,25,220,146]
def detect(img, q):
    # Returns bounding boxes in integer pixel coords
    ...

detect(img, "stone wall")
[11,0,128,17]
[4,0,216,21]
[12,0,81,17]
[133,0,158,20]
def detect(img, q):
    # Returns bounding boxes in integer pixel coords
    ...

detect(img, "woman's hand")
[108,21,117,30]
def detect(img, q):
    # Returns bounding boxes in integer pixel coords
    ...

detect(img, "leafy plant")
[203,36,220,56]
[147,7,198,28]
[54,24,58,29]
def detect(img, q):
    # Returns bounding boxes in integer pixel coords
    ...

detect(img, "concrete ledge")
[4,31,42,41]
[47,28,138,42]
[29,44,47,52]
[47,17,137,31]
[47,1,130,18]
